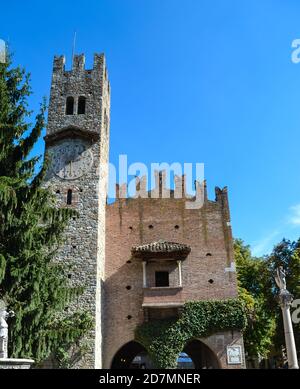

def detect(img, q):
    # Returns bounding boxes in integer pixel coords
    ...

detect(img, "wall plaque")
[227,345,242,364]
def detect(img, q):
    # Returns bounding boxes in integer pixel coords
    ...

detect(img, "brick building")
[104,181,245,369]
[44,53,245,369]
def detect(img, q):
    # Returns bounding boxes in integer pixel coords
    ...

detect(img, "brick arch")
[110,340,152,369]
[183,338,221,369]
[109,338,222,369]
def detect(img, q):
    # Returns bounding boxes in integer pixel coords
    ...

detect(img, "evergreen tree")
[0,54,92,365]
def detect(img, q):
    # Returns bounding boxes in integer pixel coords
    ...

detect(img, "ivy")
[135,299,247,368]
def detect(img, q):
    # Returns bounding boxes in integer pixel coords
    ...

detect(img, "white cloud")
[288,204,300,226]
[250,203,300,257]
[251,230,280,257]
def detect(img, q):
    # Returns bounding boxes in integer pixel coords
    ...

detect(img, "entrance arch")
[179,339,220,369]
[111,341,153,369]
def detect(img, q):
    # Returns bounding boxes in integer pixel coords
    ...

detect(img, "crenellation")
[53,55,65,73]
[72,54,85,71]
[43,51,244,370]
[47,53,110,139]
[43,52,110,369]
[93,53,105,71]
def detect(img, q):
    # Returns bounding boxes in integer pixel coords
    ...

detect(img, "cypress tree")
[0,54,92,366]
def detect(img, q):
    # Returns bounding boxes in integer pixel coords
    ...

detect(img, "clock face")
[50,139,93,180]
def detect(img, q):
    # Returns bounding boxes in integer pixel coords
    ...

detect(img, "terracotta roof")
[131,240,191,260]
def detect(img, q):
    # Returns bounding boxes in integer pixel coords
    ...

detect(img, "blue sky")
[2,0,300,256]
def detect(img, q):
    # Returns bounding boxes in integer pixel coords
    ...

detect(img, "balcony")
[131,240,191,311]
[142,286,183,308]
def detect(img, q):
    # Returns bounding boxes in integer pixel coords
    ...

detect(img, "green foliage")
[0,55,92,365]
[267,239,300,353]
[135,299,246,368]
[235,239,276,359]
[235,238,300,360]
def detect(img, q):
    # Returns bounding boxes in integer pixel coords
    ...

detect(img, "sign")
[227,345,242,365]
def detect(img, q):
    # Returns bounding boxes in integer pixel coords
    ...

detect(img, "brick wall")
[104,185,242,368]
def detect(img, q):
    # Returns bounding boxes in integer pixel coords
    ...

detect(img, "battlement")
[53,55,65,72]
[47,52,110,137]
[112,170,229,210]
[52,53,107,76]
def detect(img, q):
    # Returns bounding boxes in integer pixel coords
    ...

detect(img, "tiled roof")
[131,240,191,260]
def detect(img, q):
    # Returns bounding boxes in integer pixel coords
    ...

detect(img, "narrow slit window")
[104,109,108,135]
[67,189,72,205]
[155,271,169,287]
[66,96,74,115]
[77,96,86,114]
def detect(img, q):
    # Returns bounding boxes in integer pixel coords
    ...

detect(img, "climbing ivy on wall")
[135,299,247,368]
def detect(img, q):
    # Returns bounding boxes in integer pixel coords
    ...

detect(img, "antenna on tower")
[71,30,77,66]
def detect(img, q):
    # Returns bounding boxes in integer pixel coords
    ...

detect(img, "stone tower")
[44,53,110,368]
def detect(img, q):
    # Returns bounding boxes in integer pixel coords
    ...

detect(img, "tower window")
[104,109,108,136]
[155,271,169,287]
[67,189,72,205]
[66,96,74,115]
[77,96,86,114]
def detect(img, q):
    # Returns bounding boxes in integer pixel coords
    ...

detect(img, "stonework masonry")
[44,52,244,369]
[44,53,110,368]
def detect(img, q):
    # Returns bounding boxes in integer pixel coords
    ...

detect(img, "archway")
[178,339,220,369]
[111,341,154,369]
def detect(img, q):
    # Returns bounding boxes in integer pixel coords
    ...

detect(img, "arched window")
[67,189,72,205]
[66,96,74,115]
[77,96,86,114]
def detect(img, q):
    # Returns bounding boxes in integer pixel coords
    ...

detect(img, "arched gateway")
[111,341,152,369]
[110,339,221,369]
[182,339,220,369]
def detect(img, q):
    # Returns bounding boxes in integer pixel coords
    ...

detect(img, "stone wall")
[43,53,110,368]
[47,53,110,137]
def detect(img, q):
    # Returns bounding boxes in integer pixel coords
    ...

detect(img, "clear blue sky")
[2,0,300,256]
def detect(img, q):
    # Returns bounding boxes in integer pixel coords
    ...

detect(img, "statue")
[275,266,287,290]
[274,266,299,369]
[0,307,14,359]
[0,301,34,368]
